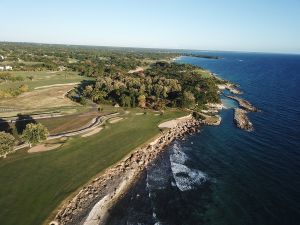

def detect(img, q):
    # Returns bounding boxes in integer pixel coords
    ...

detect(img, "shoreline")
[50,57,251,225]
[51,115,203,225]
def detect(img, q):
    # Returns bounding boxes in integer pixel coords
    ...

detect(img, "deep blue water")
[106,52,300,225]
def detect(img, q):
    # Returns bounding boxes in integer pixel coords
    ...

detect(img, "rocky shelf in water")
[234,108,253,131]
[226,95,259,112]
[218,83,242,94]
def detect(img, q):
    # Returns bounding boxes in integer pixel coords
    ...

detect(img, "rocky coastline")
[51,115,202,225]
[234,108,253,131]
[225,95,259,131]
[226,95,259,112]
[217,83,242,94]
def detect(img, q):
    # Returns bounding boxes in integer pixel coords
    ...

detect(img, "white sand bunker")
[135,113,144,115]
[109,117,123,124]
[28,143,62,153]
[81,127,103,137]
[158,115,192,129]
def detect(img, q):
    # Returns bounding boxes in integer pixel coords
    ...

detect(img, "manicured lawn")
[0,109,187,225]
[38,114,97,134]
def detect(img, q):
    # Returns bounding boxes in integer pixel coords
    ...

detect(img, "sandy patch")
[135,113,144,115]
[108,117,123,124]
[158,115,192,129]
[28,143,62,153]
[81,127,103,137]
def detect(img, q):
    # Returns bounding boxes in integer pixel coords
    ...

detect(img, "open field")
[0,71,93,117]
[0,85,86,118]
[0,108,187,225]
[0,71,90,91]
[0,85,77,109]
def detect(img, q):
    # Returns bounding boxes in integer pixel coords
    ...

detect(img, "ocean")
[106,52,300,225]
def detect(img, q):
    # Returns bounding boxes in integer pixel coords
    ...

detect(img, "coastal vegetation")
[22,123,49,147]
[0,132,15,158]
[78,61,221,111]
[0,42,224,225]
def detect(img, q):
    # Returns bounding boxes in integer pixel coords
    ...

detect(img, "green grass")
[193,69,211,78]
[0,71,92,91]
[0,109,187,225]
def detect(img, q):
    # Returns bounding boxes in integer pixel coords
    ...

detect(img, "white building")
[0,55,4,61]
[0,66,4,71]
[4,66,12,71]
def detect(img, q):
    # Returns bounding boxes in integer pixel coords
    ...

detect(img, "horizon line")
[0,40,299,56]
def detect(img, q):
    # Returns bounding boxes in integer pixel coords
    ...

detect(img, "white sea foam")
[170,162,208,191]
[170,142,208,191]
[169,142,189,164]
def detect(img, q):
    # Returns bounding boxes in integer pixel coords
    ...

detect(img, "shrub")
[0,132,16,158]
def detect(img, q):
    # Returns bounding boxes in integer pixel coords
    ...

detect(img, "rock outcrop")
[218,83,242,94]
[234,108,253,131]
[227,95,258,112]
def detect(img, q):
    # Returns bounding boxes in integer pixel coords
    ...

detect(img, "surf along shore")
[50,115,203,225]
[49,58,258,225]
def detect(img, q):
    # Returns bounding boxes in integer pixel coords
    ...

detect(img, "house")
[114,103,120,108]
[4,66,12,71]
[0,66,4,71]
[0,55,4,61]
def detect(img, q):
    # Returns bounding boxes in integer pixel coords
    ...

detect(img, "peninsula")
[0,42,226,225]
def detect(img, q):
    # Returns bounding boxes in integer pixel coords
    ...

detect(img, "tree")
[183,91,196,108]
[0,132,15,158]
[138,95,146,108]
[83,85,93,97]
[91,90,107,103]
[22,123,49,147]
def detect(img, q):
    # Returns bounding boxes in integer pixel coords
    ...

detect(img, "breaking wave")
[170,142,208,192]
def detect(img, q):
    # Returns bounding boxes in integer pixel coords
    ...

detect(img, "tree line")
[73,61,221,110]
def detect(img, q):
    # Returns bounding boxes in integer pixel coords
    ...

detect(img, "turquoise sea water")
[107,52,300,225]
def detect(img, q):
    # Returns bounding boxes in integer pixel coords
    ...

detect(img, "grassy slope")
[38,114,97,134]
[0,109,187,225]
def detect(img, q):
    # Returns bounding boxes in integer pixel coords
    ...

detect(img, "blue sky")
[1,0,300,53]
